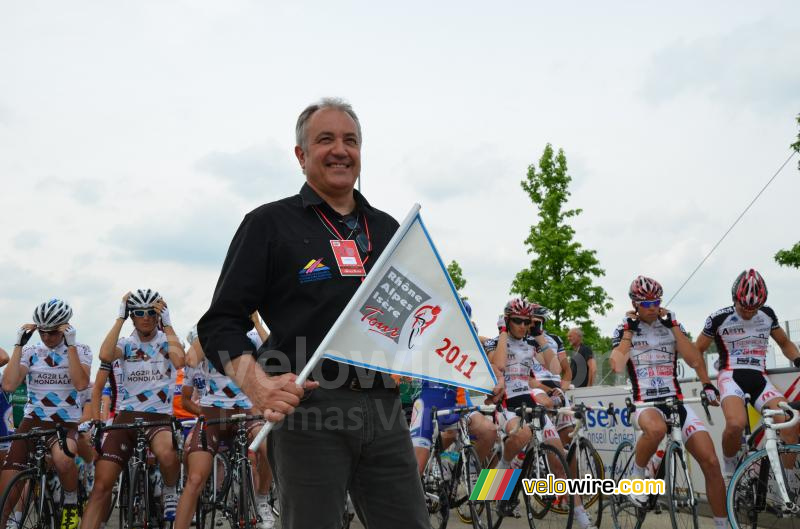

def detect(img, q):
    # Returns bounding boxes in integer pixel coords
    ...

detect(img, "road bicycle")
[561,403,606,528]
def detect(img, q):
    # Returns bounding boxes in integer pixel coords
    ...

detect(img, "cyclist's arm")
[528,375,548,391]
[91,367,110,420]
[162,323,186,369]
[65,339,90,391]
[491,332,509,374]
[0,347,8,367]
[610,329,632,373]
[185,338,206,368]
[695,333,713,354]
[559,353,571,386]
[1,341,30,393]
[676,329,712,385]
[99,318,125,363]
[533,336,559,374]
[771,327,800,364]
[181,384,201,416]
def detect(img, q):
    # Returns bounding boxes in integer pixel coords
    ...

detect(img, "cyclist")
[81,289,186,529]
[610,276,727,529]
[485,298,596,529]
[409,300,498,474]
[0,299,91,529]
[91,358,122,423]
[695,269,800,482]
[175,321,274,529]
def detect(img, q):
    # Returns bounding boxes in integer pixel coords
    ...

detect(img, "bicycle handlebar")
[433,405,496,418]
[763,402,800,431]
[625,394,714,425]
[0,424,75,458]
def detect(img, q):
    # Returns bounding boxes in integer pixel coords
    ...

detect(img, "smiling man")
[199,98,428,529]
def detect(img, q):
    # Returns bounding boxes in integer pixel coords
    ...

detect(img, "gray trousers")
[268,387,429,529]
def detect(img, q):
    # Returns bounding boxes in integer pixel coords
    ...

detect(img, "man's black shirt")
[198,183,399,386]
[569,343,594,388]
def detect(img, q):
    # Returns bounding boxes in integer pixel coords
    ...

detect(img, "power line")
[666,149,797,306]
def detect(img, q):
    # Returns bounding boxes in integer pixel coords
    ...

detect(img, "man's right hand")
[15,324,36,347]
[247,372,319,423]
[624,311,640,332]
[118,292,131,320]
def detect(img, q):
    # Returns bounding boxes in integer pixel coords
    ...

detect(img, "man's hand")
[245,372,319,423]
[118,292,131,320]
[485,377,505,404]
[702,382,721,406]
[497,316,507,335]
[61,324,77,347]
[531,320,544,337]
[624,311,640,332]
[156,299,173,327]
[658,308,678,329]
[15,324,36,347]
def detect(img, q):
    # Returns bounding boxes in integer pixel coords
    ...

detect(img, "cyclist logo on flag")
[407,304,441,349]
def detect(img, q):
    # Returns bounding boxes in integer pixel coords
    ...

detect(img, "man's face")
[38,328,63,349]
[507,316,531,340]
[734,301,759,321]
[567,330,580,348]
[131,308,158,335]
[295,108,361,196]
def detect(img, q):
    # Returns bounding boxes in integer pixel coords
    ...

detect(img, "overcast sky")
[1,1,799,375]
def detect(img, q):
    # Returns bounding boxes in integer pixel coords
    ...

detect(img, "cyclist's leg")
[81,460,123,529]
[633,408,667,473]
[150,429,179,488]
[408,397,432,474]
[174,450,212,529]
[718,370,747,461]
[0,419,38,526]
[246,422,271,497]
[500,415,532,467]
[683,424,726,521]
[466,412,496,463]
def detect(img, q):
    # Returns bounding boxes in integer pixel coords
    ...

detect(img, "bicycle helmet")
[731,269,768,309]
[504,298,534,317]
[32,298,73,330]
[127,288,161,309]
[531,304,551,322]
[628,276,663,302]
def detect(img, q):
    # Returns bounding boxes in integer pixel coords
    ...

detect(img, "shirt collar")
[298,182,374,214]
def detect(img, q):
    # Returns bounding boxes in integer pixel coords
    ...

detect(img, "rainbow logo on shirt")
[298,258,332,284]
[469,469,521,501]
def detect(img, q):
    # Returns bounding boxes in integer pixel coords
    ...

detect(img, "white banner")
[322,205,497,394]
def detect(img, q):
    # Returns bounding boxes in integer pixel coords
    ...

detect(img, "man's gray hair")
[569,327,584,339]
[295,97,362,152]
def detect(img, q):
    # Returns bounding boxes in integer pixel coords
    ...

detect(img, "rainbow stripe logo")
[469,469,521,501]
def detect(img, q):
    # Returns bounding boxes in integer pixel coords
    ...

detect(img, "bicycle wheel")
[609,439,645,529]
[231,458,258,529]
[727,444,800,529]
[568,437,604,528]
[454,450,489,528]
[268,479,279,518]
[664,441,698,529]
[421,448,449,529]
[459,446,491,529]
[522,443,573,529]
[0,469,56,529]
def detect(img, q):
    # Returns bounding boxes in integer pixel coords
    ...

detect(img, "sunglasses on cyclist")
[131,308,158,318]
[38,328,61,336]
[637,299,662,308]
[509,317,532,325]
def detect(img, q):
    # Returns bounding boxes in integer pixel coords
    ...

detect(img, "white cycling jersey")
[702,305,779,373]
[484,335,541,399]
[21,341,92,422]
[184,330,258,409]
[532,333,564,385]
[116,330,176,414]
[612,317,687,402]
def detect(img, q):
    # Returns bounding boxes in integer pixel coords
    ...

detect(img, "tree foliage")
[511,143,613,353]
[774,114,800,269]
[447,260,467,295]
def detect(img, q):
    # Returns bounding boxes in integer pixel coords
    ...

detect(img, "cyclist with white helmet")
[175,319,274,529]
[0,299,91,529]
[610,276,727,529]
[0,348,12,467]
[695,269,800,481]
[81,289,186,529]
[485,298,596,529]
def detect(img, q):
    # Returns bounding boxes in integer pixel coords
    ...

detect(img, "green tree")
[774,114,800,269]
[511,143,613,353]
[447,260,468,295]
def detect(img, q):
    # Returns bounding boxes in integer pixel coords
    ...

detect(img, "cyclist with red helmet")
[696,269,800,481]
[610,276,727,528]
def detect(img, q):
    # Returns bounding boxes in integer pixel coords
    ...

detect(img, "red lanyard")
[313,206,372,273]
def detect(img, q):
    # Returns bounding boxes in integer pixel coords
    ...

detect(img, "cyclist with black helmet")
[0,299,92,529]
[696,268,800,482]
[81,289,186,529]
[610,276,727,528]
[485,298,597,529]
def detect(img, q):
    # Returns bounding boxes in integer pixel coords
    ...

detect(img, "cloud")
[196,143,301,200]
[105,200,244,268]
[34,177,106,203]
[12,230,43,250]
[641,20,800,111]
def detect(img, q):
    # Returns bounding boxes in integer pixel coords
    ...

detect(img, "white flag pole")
[249,203,422,451]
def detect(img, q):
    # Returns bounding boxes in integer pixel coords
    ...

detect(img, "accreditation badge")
[330,240,366,276]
